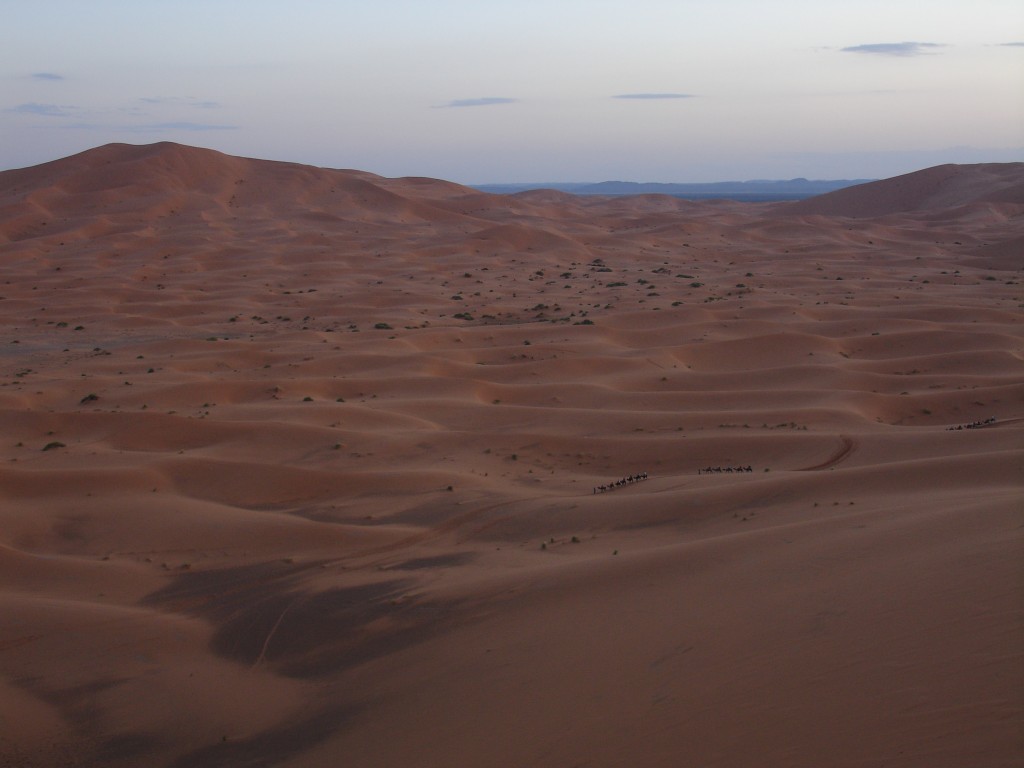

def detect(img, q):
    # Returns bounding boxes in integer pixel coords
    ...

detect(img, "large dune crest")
[783,161,1024,217]
[1,142,498,237]
[0,144,1021,767]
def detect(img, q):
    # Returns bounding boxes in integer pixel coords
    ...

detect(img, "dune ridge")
[0,143,1021,767]
[783,162,1024,217]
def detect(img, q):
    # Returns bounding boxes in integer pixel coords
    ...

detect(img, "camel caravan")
[946,417,996,431]
[591,466,760,494]
[593,472,648,494]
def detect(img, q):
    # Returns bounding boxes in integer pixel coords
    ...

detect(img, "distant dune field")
[1,143,1021,767]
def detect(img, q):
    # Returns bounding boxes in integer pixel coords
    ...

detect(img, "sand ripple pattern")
[1,145,1021,767]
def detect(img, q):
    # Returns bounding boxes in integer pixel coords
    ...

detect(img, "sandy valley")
[0,143,1021,767]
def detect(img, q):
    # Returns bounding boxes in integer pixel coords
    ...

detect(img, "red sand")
[1,143,1021,767]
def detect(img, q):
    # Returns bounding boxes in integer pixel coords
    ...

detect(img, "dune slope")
[1,144,1021,767]
[783,162,1024,217]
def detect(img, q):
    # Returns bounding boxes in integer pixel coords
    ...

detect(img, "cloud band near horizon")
[440,97,518,108]
[614,93,695,100]
[841,42,945,56]
[8,103,77,117]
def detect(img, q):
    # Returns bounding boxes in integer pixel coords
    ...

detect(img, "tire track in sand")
[797,434,855,471]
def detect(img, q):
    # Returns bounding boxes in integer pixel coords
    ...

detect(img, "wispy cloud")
[139,96,223,109]
[841,42,945,57]
[613,93,695,100]
[7,93,235,132]
[1000,41,1024,47]
[439,97,517,108]
[31,72,64,81]
[65,121,239,133]
[130,121,237,132]
[7,102,78,117]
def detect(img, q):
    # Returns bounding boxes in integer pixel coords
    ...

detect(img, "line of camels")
[946,417,996,431]
[593,472,648,494]
[591,464,761,495]
[590,415,1003,496]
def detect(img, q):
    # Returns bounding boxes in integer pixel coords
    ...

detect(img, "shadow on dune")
[383,552,477,570]
[167,702,362,768]
[142,560,464,678]
[137,560,474,764]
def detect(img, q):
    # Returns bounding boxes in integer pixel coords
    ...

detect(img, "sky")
[2,0,1022,183]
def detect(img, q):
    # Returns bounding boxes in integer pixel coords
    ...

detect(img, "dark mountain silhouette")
[474,178,874,201]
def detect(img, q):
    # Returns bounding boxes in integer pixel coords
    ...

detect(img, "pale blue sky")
[2,0,1022,182]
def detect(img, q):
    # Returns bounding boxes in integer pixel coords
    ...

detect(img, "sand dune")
[784,162,1024,217]
[0,143,1021,767]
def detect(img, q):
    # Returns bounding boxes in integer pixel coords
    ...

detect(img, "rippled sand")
[1,144,1021,767]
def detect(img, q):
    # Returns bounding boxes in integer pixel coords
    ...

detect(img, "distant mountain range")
[473,178,876,202]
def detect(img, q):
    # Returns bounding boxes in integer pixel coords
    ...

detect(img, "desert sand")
[0,143,1021,767]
